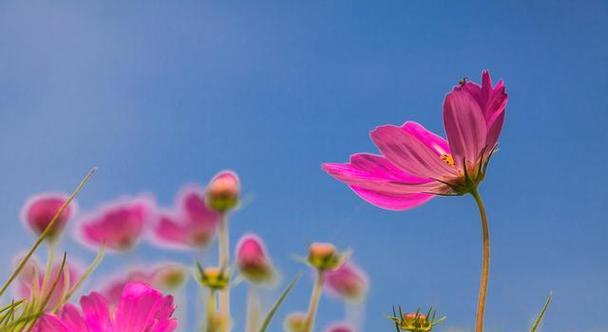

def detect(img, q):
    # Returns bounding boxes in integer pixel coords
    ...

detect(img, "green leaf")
[257,273,301,332]
[530,292,552,332]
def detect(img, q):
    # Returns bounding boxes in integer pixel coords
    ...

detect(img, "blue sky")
[0,1,607,331]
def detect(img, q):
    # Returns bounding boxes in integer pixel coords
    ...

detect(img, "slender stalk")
[471,188,490,332]
[304,271,324,332]
[245,285,261,332]
[40,241,56,298]
[218,214,231,331]
[206,290,217,332]
[0,168,96,297]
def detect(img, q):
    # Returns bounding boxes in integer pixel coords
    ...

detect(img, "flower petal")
[350,186,434,211]
[80,292,112,332]
[461,70,507,149]
[443,89,487,165]
[371,125,457,178]
[114,282,176,332]
[401,121,451,156]
[33,314,70,332]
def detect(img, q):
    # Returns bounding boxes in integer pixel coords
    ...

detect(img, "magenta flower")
[323,261,369,304]
[322,71,507,210]
[16,258,81,309]
[151,185,220,250]
[33,282,177,332]
[78,197,153,252]
[236,233,275,284]
[21,193,75,241]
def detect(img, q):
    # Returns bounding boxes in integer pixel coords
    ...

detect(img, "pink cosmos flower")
[33,282,177,332]
[235,233,275,284]
[78,197,153,252]
[21,193,75,240]
[16,258,81,310]
[323,261,369,303]
[322,71,507,210]
[151,185,220,250]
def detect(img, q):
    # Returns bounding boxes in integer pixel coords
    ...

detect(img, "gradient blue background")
[0,1,606,331]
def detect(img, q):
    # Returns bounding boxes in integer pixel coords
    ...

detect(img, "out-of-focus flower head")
[100,262,188,305]
[21,193,76,241]
[236,233,276,285]
[78,196,153,252]
[324,260,369,303]
[283,312,307,332]
[206,170,240,213]
[324,322,356,332]
[151,184,220,250]
[33,282,177,332]
[15,255,82,310]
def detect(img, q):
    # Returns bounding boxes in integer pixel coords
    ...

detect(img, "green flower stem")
[304,270,324,332]
[218,215,231,332]
[41,241,56,299]
[471,187,490,332]
[206,290,218,332]
[245,285,261,332]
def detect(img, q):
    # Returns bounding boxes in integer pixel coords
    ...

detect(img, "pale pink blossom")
[16,258,81,310]
[151,185,220,250]
[323,261,369,303]
[33,282,177,332]
[323,71,507,210]
[78,197,153,252]
[21,193,75,240]
[101,263,187,304]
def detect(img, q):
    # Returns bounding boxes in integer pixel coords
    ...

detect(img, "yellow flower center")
[441,154,455,167]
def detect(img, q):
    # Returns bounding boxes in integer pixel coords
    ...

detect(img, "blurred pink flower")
[16,258,81,310]
[322,71,507,210]
[78,197,153,252]
[101,263,188,304]
[325,322,355,332]
[323,261,369,303]
[236,233,275,284]
[151,185,220,250]
[33,282,177,332]
[21,193,75,240]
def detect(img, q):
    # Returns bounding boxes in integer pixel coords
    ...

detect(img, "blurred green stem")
[304,270,323,332]
[218,215,231,332]
[245,286,261,332]
[472,187,490,332]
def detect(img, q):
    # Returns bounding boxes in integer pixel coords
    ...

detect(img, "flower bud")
[308,242,343,271]
[399,313,432,332]
[283,312,307,332]
[197,266,230,290]
[206,171,240,213]
[236,234,274,284]
[324,261,369,303]
[21,193,74,241]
